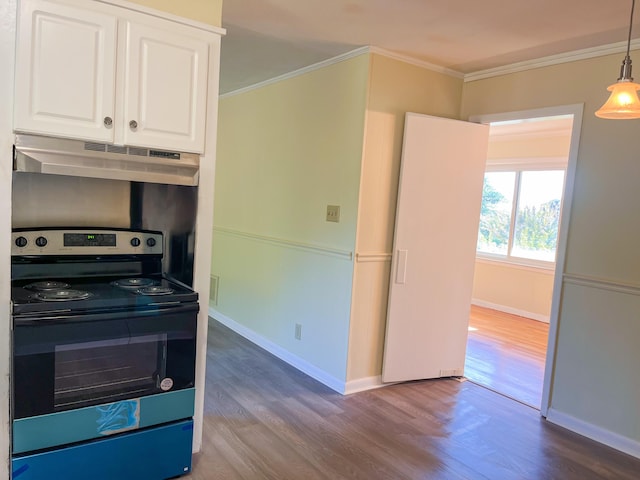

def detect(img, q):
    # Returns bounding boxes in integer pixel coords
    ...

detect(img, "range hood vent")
[13,134,200,186]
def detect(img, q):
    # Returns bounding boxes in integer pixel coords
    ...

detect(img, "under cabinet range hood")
[13,134,200,186]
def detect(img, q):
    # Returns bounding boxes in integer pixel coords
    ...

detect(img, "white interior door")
[382,113,489,383]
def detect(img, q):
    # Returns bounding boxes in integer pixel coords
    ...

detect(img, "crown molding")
[367,46,464,78]
[464,39,640,82]
[220,39,640,98]
[220,46,370,98]
[220,45,466,99]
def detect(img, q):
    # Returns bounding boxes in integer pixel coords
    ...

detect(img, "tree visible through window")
[477,170,565,263]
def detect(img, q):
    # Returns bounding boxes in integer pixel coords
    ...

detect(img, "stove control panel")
[12,229,163,256]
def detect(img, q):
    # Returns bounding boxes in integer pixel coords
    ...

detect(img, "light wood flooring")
[189,319,640,480]
[465,305,549,408]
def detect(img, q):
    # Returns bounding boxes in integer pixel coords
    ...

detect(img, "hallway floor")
[465,305,549,408]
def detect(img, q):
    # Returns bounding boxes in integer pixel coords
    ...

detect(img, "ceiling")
[219,0,640,95]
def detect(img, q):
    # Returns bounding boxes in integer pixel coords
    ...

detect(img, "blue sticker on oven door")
[95,399,140,435]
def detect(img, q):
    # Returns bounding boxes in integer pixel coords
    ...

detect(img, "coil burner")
[137,286,174,296]
[33,289,92,302]
[25,281,70,291]
[112,278,156,289]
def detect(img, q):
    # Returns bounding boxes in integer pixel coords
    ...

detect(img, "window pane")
[477,172,515,255]
[512,170,565,262]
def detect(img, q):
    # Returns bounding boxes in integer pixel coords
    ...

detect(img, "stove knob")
[146,237,157,247]
[130,237,141,247]
[15,236,28,248]
[35,236,47,247]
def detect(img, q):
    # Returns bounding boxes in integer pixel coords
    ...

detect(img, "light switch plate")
[326,205,340,222]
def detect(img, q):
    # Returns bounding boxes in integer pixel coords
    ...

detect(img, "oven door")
[13,304,197,419]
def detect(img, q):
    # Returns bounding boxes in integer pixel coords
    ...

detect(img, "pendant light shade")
[595,0,640,119]
[595,78,640,119]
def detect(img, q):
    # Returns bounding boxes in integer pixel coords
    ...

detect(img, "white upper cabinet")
[121,21,209,153]
[14,0,117,143]
[14,0,211,153]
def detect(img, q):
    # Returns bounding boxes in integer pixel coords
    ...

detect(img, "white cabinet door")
[121,21,209,153]
[14,0,117,143]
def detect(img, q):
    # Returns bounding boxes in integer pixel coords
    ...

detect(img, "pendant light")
[595,0,640,119]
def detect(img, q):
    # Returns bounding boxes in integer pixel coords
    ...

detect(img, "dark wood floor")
[190,319,640,479]
[465,305,549,408]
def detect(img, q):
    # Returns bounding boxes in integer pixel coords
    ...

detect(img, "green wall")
[212,54,369,383]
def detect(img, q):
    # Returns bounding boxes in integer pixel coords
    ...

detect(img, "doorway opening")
[464,111,580,409]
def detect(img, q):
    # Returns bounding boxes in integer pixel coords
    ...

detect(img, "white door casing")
[469,104,584,416]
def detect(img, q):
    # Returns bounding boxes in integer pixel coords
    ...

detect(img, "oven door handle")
[13,303,199,326]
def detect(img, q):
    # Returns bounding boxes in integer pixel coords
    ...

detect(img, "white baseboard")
[343,376,387,395]
[546,408,640,460]
[209,307,347,394]
[471,298,550,323]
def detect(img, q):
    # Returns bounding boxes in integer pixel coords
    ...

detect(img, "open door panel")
[382,113,489,383]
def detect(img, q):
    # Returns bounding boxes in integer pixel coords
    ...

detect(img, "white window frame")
[477,159,568,270]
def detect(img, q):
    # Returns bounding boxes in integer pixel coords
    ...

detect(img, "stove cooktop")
[11,275,198,316]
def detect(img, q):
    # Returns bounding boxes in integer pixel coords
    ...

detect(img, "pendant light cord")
[619,0,637,80]
[595,0,640,117]
[627,0,636,59]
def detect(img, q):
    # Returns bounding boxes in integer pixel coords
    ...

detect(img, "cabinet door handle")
[103,116,113,127]
[129,120,138,130]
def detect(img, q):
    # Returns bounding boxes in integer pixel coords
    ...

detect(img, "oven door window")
[13,306,197,419]
[54,334,167,411]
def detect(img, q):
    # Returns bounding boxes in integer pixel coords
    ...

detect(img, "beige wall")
[347,54,464,384]
[472,121,572,322]
[488,134,571,159]
[472,261,554,321]
[462,52,640,453]
[212,55,369,384]
[126,0,223,26]
[357,54,464,254]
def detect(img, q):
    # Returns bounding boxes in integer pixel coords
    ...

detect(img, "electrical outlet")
[295,323,302,340]
[326,205,340,222]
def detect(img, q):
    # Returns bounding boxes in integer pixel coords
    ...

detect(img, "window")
[477,169,565,264]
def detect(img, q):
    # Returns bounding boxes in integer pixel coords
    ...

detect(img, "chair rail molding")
[213,226,353,261]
